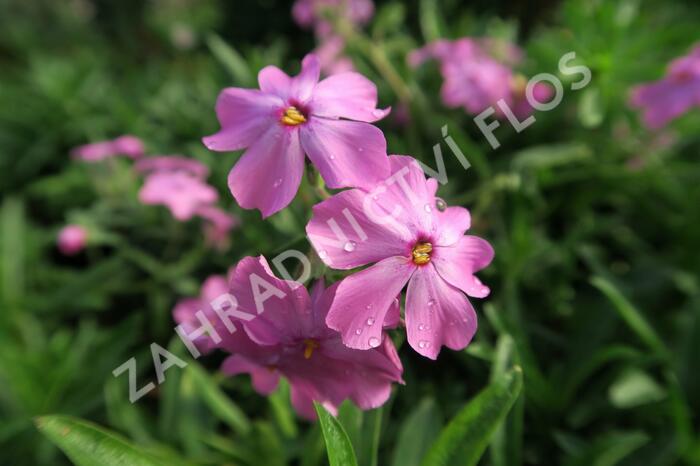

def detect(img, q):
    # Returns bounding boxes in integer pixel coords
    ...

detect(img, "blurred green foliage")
[1,0,700,465]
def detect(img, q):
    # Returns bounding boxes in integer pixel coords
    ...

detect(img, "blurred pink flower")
[292,0,374,36]
[134,156,209,179]
[71,135,145,161]
[196,205,239,250]
[410,38,550,119]
[315,35,355,75]
[139,171,218,221]
[219,256,403,420]
[203,54,390,218]
[57,225,88,255]
[629,45,700,129]
[306,156,494,359]
[173,274,230,354]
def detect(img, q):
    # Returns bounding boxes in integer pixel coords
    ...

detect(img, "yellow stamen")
[412,242,433,265]
[303,339,320,359]
[281,106,307,126]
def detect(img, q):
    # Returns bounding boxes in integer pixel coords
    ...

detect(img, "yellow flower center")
[281,106,307,126]
[303,338,320,359]
[412,242,433,265]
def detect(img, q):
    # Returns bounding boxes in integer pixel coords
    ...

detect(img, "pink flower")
[196,205,239,250]
[203,54,391,218]
[173,274,230,354]
[71,135,145,161]
[134,156,209,179]
[315,35,355,75]
[410,38,550,119]
[218,256,403,420]
[292,0,374,36]
[629,45,700,129]
[57,225,88,255]
[306,156,494,359]
[139,171,218,221]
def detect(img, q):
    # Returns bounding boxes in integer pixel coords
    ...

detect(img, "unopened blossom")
[139,171,218,221]
[306,156,494,359]
[629,45,700,129]
[71,135,145,161]
[219,256,402,419]
[410,38,549,119]
[57,225,88,255]
[173,273,230,354]
[203,54,390,218]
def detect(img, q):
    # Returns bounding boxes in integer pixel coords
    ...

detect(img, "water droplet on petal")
[424,204,432,213]
[365,304,372,310]
[329,154,335,160]
[273,178,282,188]
[366,317,375,326]
[368,336,380,348]
[435,198,447,211]
[427,299,436,307]
[318,249,328,259]
[355,328,362,335]
[418,340,431,349]
[372,109,385,117]
[358,147,364,152]
[393,298,399,307]
[343,241,356,252]
[418,323,425,331]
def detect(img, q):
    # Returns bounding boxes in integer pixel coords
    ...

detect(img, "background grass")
[1,0,700,465]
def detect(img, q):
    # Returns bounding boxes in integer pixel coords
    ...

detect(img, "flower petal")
[312,72,390,122]
[222,355,280,395]
[228,125,305,218]
[203,88,283,152]
[306,188,413,270]
[326,256,415,350]
[258,65,293,100]
[300,118,389,190]
[432,235,494,297]
[434,206,471,246]
[405,265,478,359]
[290,54,321,104]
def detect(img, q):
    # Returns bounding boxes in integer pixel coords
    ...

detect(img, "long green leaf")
[314,402,359,466]
[420,366,523,466]
[391,398,441,466]
[35,415,188,466]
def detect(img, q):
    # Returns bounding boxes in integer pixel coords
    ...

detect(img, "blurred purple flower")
[219,256,403,420]
[71,135,145,162]
[196,205,239,250]
[203,54,390,218]
[134,155,209,179]
[139,171,218,221]
[410,38,551,119]
[292,0,374,36]
[629,45,700,129]
[307,156,494,359]
[57,225,88,256]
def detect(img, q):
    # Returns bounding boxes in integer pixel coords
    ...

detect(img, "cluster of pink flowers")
[183,52,494,418]
[291,0,374,75]
[629,44,700,129]
[59,138,238,255]
[409,38,552,119]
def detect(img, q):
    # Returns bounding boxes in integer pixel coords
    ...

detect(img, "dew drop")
[368,336,380,348]
[424,204,432,213]
[418,340,431,349]
[343,241,356,252]
[358,147,363,152]
[435,198,447,212]
[366,317,375,326]
[365,304,372,310]
[318,249,328,259]
[355,328,362,335]
[427,299,436,307]
[393,298,399,307]
[273,178,282,188]
[329,154,336,160]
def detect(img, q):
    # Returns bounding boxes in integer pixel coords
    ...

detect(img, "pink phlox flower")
[306,155,494,359]
[218,256,403,419]
[71,135,145,161]
[57,224,88,255]
[203,53,391,218]
[139,170,218,221]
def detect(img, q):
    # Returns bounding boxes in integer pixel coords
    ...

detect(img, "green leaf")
[314,402,359,466]
[578,87,604,128]
[420,366,523,466]
[590,276,668,357]
[205,34,254,85]
[186,362,251,435]
[35,415,189,466]
[391,398,441,466]
[512,143,592,170]
[490,335,523,466]
[609,369,666,408]
[268,379,298,438]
